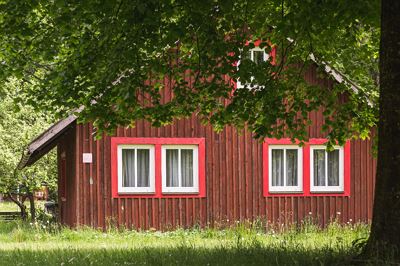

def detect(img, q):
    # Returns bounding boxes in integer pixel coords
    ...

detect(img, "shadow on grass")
[0,245,358,266]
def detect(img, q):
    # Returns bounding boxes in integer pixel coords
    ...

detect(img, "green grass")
[0,201,21,212]
[0,200,46,212]
[0,220,375,266]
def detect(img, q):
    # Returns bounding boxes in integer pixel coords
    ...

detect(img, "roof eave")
[17,114,78,169]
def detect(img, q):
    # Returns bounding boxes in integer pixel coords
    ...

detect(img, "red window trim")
[263,138,351,197]
[111,137,206,198]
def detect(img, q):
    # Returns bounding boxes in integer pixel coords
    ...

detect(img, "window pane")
[122,149,135,187]
[181,149,193,187]
[253,50,264,65]
[271,149,284,186]
[137,149,150,187]
[328,150,339,186]
[286,149,298,186]
[166,149,179,187]
[313,150,326,186]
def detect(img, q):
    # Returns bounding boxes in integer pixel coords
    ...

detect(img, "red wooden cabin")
[18,52,376,230]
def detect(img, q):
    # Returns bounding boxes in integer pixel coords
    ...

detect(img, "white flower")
[336,212,341,215]
[308,212,312,215]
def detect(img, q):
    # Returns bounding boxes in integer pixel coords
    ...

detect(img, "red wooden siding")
[57,65,377,230]
[57,125,77,226]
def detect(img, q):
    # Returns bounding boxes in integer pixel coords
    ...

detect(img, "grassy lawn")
[0,200,46,212]
[0,221,374,266]
[0,201,21,212]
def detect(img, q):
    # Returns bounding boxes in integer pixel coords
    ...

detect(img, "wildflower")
[349,219,353,222]
[308,212,312,215]
[336,212,341,215]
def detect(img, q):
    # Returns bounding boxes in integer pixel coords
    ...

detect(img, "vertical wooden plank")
[245,129,252,219]
[355,140,361,222]
[239,129,245,220]
[220,128,226,221]
[75,125,82,226]
[104,135,113,228]
[226,126,232,222]
[90,125,97,228]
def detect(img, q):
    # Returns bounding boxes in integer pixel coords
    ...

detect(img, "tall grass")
[0,220,376,265]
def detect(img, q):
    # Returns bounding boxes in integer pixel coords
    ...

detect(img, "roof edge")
[17,113,78,169]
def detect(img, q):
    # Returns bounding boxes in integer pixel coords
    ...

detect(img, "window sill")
[264,192,349,197]
[310,190,345,194]
[268,190,304,194]
[162,191,199,195]
[113,193,205,199]
[117,191,156,195]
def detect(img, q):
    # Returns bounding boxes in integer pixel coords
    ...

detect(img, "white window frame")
[268,145,303,193]
[310,145,344,193]
[117,144,155,194]
[162,145,199,194]
[237,47,269,89]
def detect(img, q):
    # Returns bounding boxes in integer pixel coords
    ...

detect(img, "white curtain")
[181,149,193,187]
[328,150,339,186]
[122,149,135,187]
[313,150,326,186]
[137,149,150,187]
[272,149,284,186]
[286,150,298,186]
[166,149,179,187]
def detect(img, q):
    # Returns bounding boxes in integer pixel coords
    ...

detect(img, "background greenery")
[0,79,57,219]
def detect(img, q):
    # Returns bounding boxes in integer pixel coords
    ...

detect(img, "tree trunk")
[7,192,27,221]
[27,192,36,222]
[363,0,400,261]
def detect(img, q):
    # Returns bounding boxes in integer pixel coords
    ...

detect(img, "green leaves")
[0,0,379,143]
[0,79,57,197]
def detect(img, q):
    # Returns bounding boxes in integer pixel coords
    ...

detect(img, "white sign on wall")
[82,153,93,163]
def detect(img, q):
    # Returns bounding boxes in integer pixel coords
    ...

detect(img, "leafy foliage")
[0,79,57,216]
[0,0,379,145]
